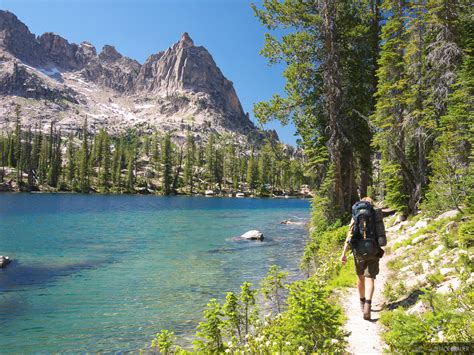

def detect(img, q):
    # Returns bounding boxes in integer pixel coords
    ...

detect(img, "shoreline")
[0,187,313,199]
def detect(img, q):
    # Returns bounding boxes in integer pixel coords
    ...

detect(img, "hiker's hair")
[361,196,374,204]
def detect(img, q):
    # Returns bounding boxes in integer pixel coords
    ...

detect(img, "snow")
[39,67,61,76]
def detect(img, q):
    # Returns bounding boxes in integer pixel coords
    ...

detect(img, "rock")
[411,234,429,245]
[436,277,461,294]
[440,267,455,276]
[204,190,214,196]
[444,221,457,233]
[0,255,11,268]
[280,220,305,225]
[407,301,428,315]
[387,221,408,233]
[435,209,459,221]
[406,220,429,235]
[429,245,445,258]
[240,230,264,241]
[422,262,430,272]
[395,213,407,223]
[400,265,412,272]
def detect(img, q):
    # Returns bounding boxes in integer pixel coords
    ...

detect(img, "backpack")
[350,201,382,260]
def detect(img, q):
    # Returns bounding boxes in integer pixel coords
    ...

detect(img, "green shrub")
[458,219,474,248]
[151,330,175,354]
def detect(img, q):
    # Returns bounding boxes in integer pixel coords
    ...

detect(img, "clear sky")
[0,0,299,146]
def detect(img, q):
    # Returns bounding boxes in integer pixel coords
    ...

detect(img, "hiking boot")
[360,299,365,313]
[363,301,371,320]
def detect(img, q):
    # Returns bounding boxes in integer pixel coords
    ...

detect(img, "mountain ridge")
[0,10,271,143]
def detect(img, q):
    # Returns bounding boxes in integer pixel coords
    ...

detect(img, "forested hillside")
[0,115,309,196]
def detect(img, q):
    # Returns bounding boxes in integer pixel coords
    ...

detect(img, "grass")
[328,257,358,288]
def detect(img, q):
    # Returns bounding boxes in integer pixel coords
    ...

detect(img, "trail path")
[342,232,395,354]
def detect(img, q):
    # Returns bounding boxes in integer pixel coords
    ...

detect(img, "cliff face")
[0,11,262,141]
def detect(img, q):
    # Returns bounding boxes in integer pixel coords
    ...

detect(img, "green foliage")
[381,286,473,352]
[151,330,175,354]
[458,219,474,248]
[260,265,288,314]
[380,160,408,213]
[193,299,224,353]
[252,0,379,216]
[161,133,173,195]
[260,279,347,353]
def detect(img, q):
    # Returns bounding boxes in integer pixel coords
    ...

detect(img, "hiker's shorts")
[354,257,380,278]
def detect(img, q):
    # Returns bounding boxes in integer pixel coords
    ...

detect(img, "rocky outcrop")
[0,10,41,65]
[0,10,266,141]
[0,61,77,103]
[82,45,140,92]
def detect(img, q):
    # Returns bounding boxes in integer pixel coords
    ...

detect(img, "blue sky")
[1,0,299,146]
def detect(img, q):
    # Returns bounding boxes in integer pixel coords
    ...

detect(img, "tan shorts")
[354,257,380,279]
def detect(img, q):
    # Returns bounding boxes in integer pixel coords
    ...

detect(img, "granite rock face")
[0,10,262,141]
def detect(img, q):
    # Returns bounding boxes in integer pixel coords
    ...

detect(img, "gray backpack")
[374,208,387,246]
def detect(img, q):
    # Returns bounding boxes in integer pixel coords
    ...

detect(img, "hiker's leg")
[357,275,365,298]
[365,277,375,300]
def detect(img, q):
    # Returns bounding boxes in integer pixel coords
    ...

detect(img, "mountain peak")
[98,45,122,62]
[179,32,194,47]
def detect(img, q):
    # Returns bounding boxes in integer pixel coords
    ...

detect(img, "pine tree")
[161,133,173,195]
[246,150,258,192]
[100,130,111,192]
[38,133,49,185]
[31,126,41,172]
[424,17,473,213]
[183,131,195,193]
[25,127,33,189]
[66,133,75,186]
[372,0,410,212]
[253,0,381,216]
[126,144,135,193]
[14,106,22,183]
[79,118,90,193]
[205,134,216,187]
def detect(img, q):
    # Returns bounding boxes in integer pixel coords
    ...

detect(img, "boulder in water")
[240,230,264,241]
[0,255,11,268]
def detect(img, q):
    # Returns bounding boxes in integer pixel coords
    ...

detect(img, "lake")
[0,194,310,353]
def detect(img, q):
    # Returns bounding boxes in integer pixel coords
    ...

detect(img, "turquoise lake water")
[0,194,310,353]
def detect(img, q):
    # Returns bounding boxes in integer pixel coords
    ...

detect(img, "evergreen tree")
[253,0,381,215]
[183,131,195,193]
[161,133,173,195]
[126,144,135,192]
[14,106,22,183]
[372,0,410,212]
[100,130,111,192]
[66,133,75,186]
[424,18,473,213]
[205,134,216,187]
[79,118,90,193]
[246,150,258,191]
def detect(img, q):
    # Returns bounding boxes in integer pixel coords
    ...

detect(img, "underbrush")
[380,211,474,352]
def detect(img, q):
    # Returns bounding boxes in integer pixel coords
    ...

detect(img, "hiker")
[340,197,386,320]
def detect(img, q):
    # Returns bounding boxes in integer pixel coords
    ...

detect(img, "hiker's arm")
[340,220,354,264]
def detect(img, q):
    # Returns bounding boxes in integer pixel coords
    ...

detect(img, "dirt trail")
[342,233,395,354]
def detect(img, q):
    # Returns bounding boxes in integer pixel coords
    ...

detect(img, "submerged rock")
[0,255,11,268]
[280,220,305,225]
[240,230,264,241]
